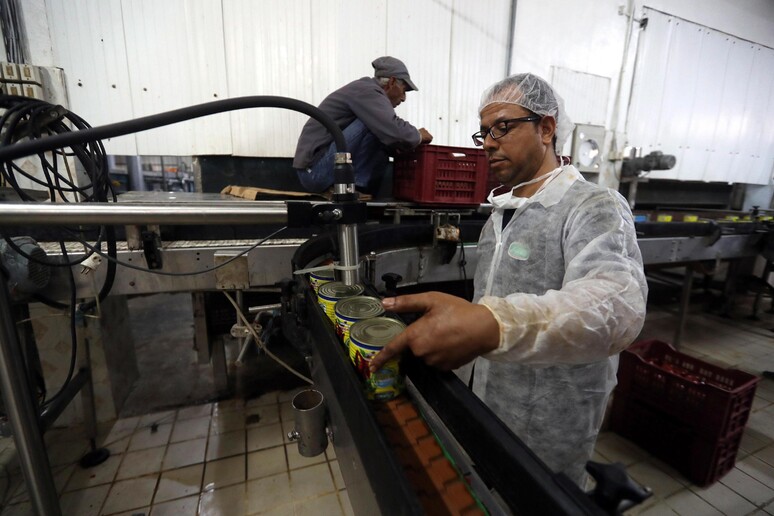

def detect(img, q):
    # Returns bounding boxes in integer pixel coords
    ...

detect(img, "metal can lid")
[350,317,406,348]
[335,296,385,320]
[318,281,364,300]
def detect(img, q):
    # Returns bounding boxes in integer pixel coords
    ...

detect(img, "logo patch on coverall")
[508,242,530,260]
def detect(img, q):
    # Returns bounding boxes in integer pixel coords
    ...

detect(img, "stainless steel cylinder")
[337,223,360,286]
[288,389,328,457]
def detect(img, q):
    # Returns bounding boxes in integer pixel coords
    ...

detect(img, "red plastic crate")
[611,394,743,486]
[615,340,758,441]
[393,145,488,205]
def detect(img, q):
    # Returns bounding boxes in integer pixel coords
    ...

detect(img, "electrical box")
[571,124,606,173]
[1,62,45,99]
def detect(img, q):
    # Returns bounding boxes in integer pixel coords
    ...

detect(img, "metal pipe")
[0,203,288,226]
[0,274,61,516]
[337,223,360,286]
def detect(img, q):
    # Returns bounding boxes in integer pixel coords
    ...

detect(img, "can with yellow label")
[309,269,335,294]
[317,282,364,324]
[334,296,385,348]
[349,317,405,401]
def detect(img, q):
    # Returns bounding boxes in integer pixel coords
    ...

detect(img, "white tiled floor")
[0,293,772,515]
[0,391,353,515]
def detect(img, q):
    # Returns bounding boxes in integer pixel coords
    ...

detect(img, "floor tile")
[664,489,723,516]
[154,463,203,504]
[65,453,121,491]
[102,476,158,514]
[247,422,284,452]
[212,398,245,415]
[116,446,165,480]
[748,411,774,441]
[635,500,679,515]
[627,461,685,499]
[58,484,110,516]
[295,491,343,516]
[741,429,772,457]
[170,416,210,443]
[736,456,774,490]
[139,411,176,428]
[247,445,287,480]
[286,443,327,470]
[210,411,245,435]
[162,437,207,470]
[289,462,336,501]
[176,403,213,421]
[109,507,150,516]
[205,429,245,461]
[203,454,245,491]
[198,483,245,515]
[246,472,292,514]
[756,443,774,467]
[330,460,345,490]
[151,494,199,515]
[690,479,757,515]
[325,445,337,461]
[127,424,173,452]
[245,404,280,427]
[718,467,774,506]
[279,401,294,423]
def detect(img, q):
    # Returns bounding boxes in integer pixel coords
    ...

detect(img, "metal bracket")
[431,212,461,246]
[214,253,249,290]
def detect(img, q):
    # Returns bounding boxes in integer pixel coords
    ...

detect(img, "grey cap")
[372,56,418,92]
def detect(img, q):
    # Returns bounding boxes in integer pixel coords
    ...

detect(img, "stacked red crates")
[393,145,489,205]
[610,340,758,486]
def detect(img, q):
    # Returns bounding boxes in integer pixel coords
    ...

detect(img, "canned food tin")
[349,317,406,401]
[335,296,385,346]
[317,282,364,324]
[309,269,335,294]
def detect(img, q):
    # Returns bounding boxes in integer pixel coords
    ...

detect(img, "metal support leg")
[211,336,229,393]
[0,276,61,516]
[192,293,209,365]
[674,267,694,349]
[750,260,772,319]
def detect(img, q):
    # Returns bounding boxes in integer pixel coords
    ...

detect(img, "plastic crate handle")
[450,152,467,158]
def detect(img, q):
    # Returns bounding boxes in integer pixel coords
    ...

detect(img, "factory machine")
[0,96,771,515]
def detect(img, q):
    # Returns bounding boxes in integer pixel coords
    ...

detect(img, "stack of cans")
[314,280,406,402]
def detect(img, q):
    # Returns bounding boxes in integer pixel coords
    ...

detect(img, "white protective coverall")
[471,164,648,486]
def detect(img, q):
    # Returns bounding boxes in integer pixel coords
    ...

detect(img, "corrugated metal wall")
[45,0,511,158]
[626,8,774,185]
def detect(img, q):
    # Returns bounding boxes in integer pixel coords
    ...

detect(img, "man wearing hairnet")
[370,73,647,487]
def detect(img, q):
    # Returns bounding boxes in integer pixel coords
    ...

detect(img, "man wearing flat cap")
[294,56,433,195]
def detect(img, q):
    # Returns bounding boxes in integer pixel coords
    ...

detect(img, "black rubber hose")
[0,96,347,163]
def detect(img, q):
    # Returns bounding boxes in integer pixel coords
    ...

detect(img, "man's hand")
[370,292,500,372]
[419,128,433,144]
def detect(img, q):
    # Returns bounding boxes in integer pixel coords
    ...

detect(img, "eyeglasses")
[471,115,541,146]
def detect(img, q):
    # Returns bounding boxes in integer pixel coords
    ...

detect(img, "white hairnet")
[479,73,574,155]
